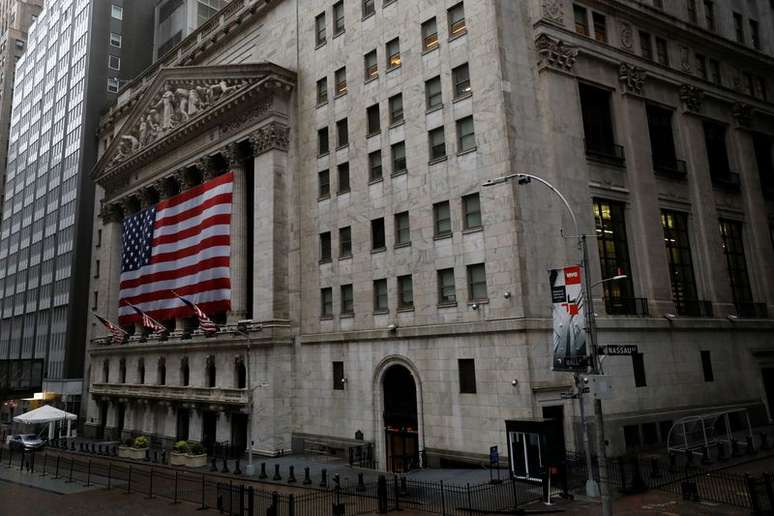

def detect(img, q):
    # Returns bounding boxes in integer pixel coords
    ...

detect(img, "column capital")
[247,122,290,157]
[732,102,753,128]
[219,143,244,169]
[196,155,220,180]
[100,202,124,224]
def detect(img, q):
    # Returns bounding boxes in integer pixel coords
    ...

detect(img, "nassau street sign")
[597,345,639,356]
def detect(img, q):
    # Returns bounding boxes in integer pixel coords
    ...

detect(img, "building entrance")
[176,408,190,441]
[231,413,248,454]
[383,364,419,472]
[202,411,218,453]
[97,401,108,440]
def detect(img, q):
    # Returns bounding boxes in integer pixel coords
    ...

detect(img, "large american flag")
[118,172,233,326]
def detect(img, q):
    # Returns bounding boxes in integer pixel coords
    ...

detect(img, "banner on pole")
[550,265,589,371]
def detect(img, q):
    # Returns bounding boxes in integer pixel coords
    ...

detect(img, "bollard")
[273,464,281,481]
[86,460,91,487]
[91,443,95,454]
[649,457,661,480]
[79,442,84,452]
[288,465,296,483]
[377,475,387,513]
[303,467,312,485]
[747,435,756,455]
[400,476,408,496]
[221,457,230,474]
[319,468,327,488]
[54,456,61,479]
[684,449,694,469]
[113,446,118,457]
[161,450,166,464]
[70,440,75,451]
[144,449,150,462]
[234,458,242,475]
[40,454,48,477]
[701,446,711,465]
[108,463,112,490]
[718,442,730,462]
[153,450,158,463]
[210,456,218,472]
[334,473,340,487]
[732,439,742,457]
[259,462,267,479]
[761,432,770,450]
[357,472,366,492]
[98,445,103,455]
[67,458,74,483]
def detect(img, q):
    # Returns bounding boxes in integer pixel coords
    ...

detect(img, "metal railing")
[677,299,714,318]
[585,142,626,164]
[711,171,742,191]
[653,156,688,178]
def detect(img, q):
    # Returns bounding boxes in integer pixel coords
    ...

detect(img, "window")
[369,150,383,182]
[448,2,466,38]
[753,133,774,197]
[389,94,403,125]
[109,33,122,48]
[696,350,715,384]
[341,284,354,314]
[467,263,488,301]
[108,55,120,70]
[315,12,327,45]
[372,218,386,250]
[158,358,166,386]
[335,67,347,95]
[452,63,471,98]
[367,104,380,135]
[339,226,352,257]
[433,201,452,237]
[180,358,189,386]
[733,12,744,43]
[640,31,653,60]
[317,127,332,156]
[661,210,699,316]
[646,105,679,174]
[321,287,333,317]
[364,50,378,81]
[316,77,328,105]
[336,118,349,147]
[426,76,443,110]
[687,0,697,23]
[593,199,636,314]
[695,53,707,79]
[579,83,620,161]
[103,360,110,383]
[392,142,406,173]
[386,38,401,69]
[456,116,476,153]
[429,126,447,161]
[398,275,414,309]
[373,279,388,312]
[138,359,145,384]
[422,17,439,51]
[107,78,120,93]
[710,59,721,85]
[655,38,669,65]
[462,193,481,229]
[333,361,345,390]
[337,163,350,194]
[592,12,607,43]
[750,20,760,50]
[362,0,375,18]
[438,268,456,304]
[333,1,345,35]
[318,170,330,198]
[458,359,476,393]
[703,121,732,183]
[92,290,98,310]
[395,211,410,246]
[119,359,126,383]
[704,0,714,31]
[757,76,768,101]
[632,353,647,387]
[719,219,753,312]
[574,4,589,36]
[320,232,332,262]
[111,4,123,20]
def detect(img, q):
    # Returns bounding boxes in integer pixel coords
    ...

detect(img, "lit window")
[448,3,466,38]
[111,5,123,20]
[107,77,120,93]
[422,17,439,51]
[452,63,471,98]
[364,50,378,81]
[335,67,347,95]
[386,38,400,69]
[592,12,607,43]
[574,4,588,36]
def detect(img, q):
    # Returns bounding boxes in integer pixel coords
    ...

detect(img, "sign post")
[489,445,501,484]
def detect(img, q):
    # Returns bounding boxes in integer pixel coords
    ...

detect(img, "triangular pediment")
[94,62,295,184]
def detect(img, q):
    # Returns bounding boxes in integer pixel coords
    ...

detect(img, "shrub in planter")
[118,435,149,460]
[188,442,205,456]
[185,441,208,468]
[174,440,190,454]
[133,436,149,449]
[170,440,190,466]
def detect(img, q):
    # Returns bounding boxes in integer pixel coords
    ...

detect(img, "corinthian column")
[222,143,249,322]
[101,203,125,324]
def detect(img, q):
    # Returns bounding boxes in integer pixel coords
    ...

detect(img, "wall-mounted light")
[471,303,479,311]
[503,291,511,299]
[387,323,397,332]
[663,313,676,322]
[511,379,518,386]
[727,314,739,322]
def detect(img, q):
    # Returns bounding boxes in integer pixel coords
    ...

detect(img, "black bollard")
[91,443,95,454]
[319,468,328,488]
[629,457,646,493]
[684,449,694,468]
[761,432,770,450]
[701,446,711,465]
[303,467,312,485]
[273,464,281,481]
[649,457,662,480]
[334,474,340,487]
[668,453,678,472]
[747,435,756,455]
[70,441,75,452]
[718,443,729,462]
[400,476,408,496]
[153,450,159,463]
[221,457,229,473]
[145,449,150,461]
[234,458,242,475]
[113,446,118,457]
[210,457,218,472]
[160,450,166,464]
[79,443,84,452]
[259,462,267,479]
[98,444,103,455]
[732,439,741,457]
[357,472,366,492]
[288,465,296,483]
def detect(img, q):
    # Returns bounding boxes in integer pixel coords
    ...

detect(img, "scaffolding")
[666,408,754,456]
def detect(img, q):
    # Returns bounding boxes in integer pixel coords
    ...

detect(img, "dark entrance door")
[116,404,126,439]
[202,411,218,453]
[176,408,190,441]
[97,401,108,440]
[762,368,774,417]
[231,413,248,454]
[383,365,419,472]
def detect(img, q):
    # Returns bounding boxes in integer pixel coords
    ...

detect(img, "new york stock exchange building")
[84,0,774,473]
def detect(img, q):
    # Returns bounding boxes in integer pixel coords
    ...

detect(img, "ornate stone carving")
[732,103,753,127]
[542,0,563,23]
[679,84,704,112]
[619,22,633,50]
[535,33,578,74]
[247,122,291,156]
[100,203,124,224]
[153,177,174,200]
[220,96,274,134]
[618,63,646,95]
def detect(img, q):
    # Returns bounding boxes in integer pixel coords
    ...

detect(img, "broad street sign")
[598,344,639,356]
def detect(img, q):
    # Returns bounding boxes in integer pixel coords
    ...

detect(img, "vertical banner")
[550,265,589,371]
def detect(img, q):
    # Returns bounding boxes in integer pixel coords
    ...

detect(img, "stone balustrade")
[91,382,248,406]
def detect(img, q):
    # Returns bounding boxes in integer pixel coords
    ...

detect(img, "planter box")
[169,451,187,466]
[118,446,147,461]
[185,453,208,468]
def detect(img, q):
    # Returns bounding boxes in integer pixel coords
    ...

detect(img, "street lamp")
[483,172,613,516]
[236,319,262,476]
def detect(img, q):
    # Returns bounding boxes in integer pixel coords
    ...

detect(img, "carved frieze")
[619,22,633,50]
[535,33,578,74]
[542,0,564,23]
[247,122,291,156]
[732,103,753,128]
[100,203,124,224]
[220,96,274,134]
[618,63,646,95]
[679,84,704,113]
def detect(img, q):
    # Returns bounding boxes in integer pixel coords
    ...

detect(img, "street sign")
[589,376,614,400]
[489,445,499,466]
[598,344,638,356]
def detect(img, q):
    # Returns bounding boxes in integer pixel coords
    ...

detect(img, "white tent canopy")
[13,404,77,424]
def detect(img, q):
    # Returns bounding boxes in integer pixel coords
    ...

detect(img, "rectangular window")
[753,133,774,196]
[107,78,120,93]
[318,170,330,198]
[632,353,647,387]
[371,218,386,250]
[426,76,443,110]
[92,290,98,310]
[364,50,378,81]
[316,77,328,105]
[701,350,714,382]
[655,37,669,65]
[318,127,329,155]
[367,104,380,135]
[392,142,406,173]
[321,287,333,317]
[389,94,403,125]
[386,38,401,69]
[696,53,707,79]
[456,116,475,153]
[373,279,388,312]
[593,199,636,314]
[703,121,732,183]
[108,55,120,70]
[750,20,760,50]
[333,361,344,390]
[434,201,452,237]
[437,268,456,305]
[733,12,744,43]
[315,12,326,45]
[320,232,332,262]
[333,1,345,35]
[337,163,350,194]
[458,359,476,393]
[687,0,697,23]
[574,4,589,36]
[398,275,413,309]
[452,63,471,99]
[339,226,352,257]
[369,150,383,182]
[395,211,410,246]
[422,17,439,51]
[467,263,487,301]
[592,12,607,43]
[111,5,123,20]
[362,0,375,18]
[661,210,699,315]
[704,0,714,31]
[579,83,620,161]
[640,31,653,60]
[341,284,354,315]
[429,126,447,161]
[719,219,753,311]
[335,67,347,95]
[109,33,122,48]
[336,118,349,147]
[646,105,679,174]
[448,2,466,38]
[462,193,481,229]
[710,59,721,85]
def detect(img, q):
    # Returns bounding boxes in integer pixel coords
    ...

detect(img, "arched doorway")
[383,364,420,472]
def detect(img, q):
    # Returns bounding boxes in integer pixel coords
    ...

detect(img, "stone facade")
[85,0,774,469]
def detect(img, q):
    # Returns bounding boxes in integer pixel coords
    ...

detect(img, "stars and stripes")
[93,313,128,345]
[172,291,218,334]
[118,172,233,326]
[127,302,168,335]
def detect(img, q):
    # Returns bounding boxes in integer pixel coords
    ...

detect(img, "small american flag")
[173,291,218,334]
[93,313,128,345]
[127,303,168,335]
[118,172,232,325]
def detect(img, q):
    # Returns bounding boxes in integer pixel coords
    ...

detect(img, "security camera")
[583,377,589,385]
[511,379,518,386]
[471,303,479,311]
[503,291,511,299]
